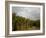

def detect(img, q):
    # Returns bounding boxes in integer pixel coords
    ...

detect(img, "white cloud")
[12,7,40,20]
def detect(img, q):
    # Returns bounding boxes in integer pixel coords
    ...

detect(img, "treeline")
[12,13,40,31]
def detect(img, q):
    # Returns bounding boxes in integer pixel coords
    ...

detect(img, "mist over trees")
[12,13,40,31]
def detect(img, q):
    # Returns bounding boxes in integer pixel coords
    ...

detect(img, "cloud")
[12,7,40,20]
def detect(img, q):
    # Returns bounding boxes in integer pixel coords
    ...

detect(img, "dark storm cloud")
[12,7,40,20]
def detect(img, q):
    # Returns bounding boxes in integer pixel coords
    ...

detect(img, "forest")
[12,13,40,31]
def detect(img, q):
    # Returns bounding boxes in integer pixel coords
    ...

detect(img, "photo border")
[5,1,45,37]
[10,4,43,34]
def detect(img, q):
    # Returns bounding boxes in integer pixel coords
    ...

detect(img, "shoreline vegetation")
[12,13,40,31]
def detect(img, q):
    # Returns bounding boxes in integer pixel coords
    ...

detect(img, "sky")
[12,7,40,20]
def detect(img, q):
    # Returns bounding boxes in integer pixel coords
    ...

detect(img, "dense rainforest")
[12,13,40,31]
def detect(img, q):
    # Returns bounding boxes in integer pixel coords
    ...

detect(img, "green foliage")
[12,13,40,31]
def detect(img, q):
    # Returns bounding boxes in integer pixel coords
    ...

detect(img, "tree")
[12,13,17,31]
